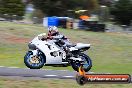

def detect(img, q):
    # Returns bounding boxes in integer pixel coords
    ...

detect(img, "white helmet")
[48,26,58,32]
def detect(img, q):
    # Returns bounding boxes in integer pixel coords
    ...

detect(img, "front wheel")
[71,53,92,72]
[24,51,45,69]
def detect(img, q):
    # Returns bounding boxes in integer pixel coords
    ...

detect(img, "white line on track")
[45,75,58,77]
[0,66,18,68]
[42,69,54,71]
[59,70,69,71]
[24,68,30,69]
[0,66,19,68]
[62,76,74,78]
[0,66,5,67]
[0,66,93,73]
[0,66,68,71]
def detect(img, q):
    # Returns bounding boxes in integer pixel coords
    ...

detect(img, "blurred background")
[0,0,132,32]
[0,1,132,87]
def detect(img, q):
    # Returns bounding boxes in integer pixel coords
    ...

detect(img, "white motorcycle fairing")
[29,33,66,64]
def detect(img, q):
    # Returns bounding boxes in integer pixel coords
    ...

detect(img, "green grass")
[0,22,132,74]
[0,77,132,88]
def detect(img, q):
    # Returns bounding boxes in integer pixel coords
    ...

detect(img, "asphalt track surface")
[0,66,131,83]
[0,66,77,79]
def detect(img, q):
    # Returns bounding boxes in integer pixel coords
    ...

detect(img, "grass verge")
[0,22,132,74]
[0,77,132,88]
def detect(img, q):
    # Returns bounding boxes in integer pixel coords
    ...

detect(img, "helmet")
[48,26,58,36]
[48,26,58,32]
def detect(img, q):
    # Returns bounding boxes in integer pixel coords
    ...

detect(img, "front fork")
[29,50,40,63]
[31,50,38,56]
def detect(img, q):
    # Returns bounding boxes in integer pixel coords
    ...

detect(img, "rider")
[47,26,71,53]
[47,26,64,40]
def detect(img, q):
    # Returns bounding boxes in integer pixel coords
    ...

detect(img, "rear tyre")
[24,51,45,69]
[71,53,92,72]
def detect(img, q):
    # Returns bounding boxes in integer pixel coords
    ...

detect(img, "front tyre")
[71,53,92,72]
[24,51,45,69]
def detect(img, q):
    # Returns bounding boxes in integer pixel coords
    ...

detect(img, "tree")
[32,0,84,16]
[32,0,99,17]
[110,0,132,25]
[99,0,114,6]
[0,0,25,16]
[86,0,99,11]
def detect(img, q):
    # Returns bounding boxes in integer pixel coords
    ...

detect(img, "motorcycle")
[24,33,92,72]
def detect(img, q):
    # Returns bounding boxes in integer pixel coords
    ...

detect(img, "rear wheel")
[71,53,92,72]
[24,51,45,69]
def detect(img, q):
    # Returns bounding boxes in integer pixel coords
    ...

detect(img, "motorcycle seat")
[67,44,76,47]
[75,43,90,49]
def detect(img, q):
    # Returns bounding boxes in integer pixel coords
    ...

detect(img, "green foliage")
[99,0,113,6]
[86,0,99,10]
[110,0,132,25]
[0,22,132,74]
[0,0,25,16]
[32,0,99,16]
